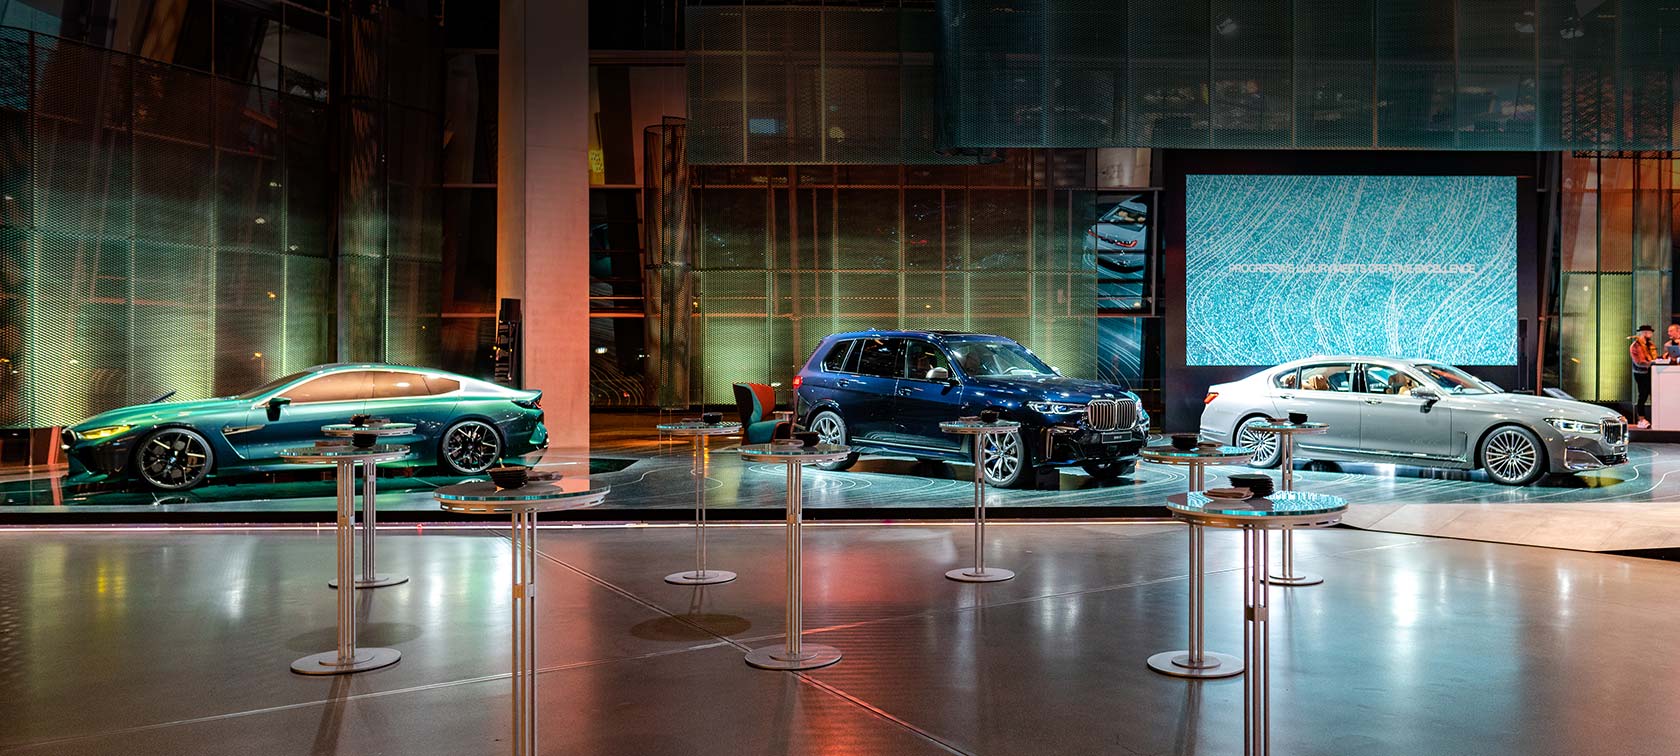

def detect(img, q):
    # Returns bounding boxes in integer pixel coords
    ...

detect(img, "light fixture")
[594,347,608,354]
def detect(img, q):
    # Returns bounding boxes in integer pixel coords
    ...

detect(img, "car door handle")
[1278,394,1294,400]
[836,379,852,388]
[1364,398,1383,405]
[896,387,913,397]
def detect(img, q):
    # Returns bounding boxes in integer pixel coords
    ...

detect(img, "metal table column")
[1240,421,1330,587]
[740,442,851,671]
[436,478,610,756]
[1140,443,1253,679]
[1165,491,1347,756]
[280,444,410,675]
[939,420,1021,583]
[656,421,743,585]
[321,422,417,589]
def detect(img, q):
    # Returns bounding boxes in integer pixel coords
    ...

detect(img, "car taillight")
[1203,392,1218,405]
[514,398,540,409]
[792,375,803,388]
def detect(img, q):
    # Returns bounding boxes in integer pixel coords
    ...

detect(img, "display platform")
[3,413,1677,553]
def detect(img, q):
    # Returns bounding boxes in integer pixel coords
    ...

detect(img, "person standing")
[1631,324,1657,428]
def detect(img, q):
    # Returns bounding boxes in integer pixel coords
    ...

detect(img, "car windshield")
[949,341,1054,377]
[1414,363,1494,395]
[1099,202,1146,226]
[234,371,313,400]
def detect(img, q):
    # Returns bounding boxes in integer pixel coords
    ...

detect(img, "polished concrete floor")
[4,522,1679,755]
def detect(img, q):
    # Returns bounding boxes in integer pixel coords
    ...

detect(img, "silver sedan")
[1199,356,1629,486]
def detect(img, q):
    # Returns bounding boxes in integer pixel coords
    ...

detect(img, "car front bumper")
[1037,424,1147,466]
[1550,429,1629,473]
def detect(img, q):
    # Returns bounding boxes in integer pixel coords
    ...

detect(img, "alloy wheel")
[443,420,502,474]
[1483,428,1539,484]
[1235,419,1281,468]
[982,431,1022,485]
[810,413,845,446]
[136,428,212,490]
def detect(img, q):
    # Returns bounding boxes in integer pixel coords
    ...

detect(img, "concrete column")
[500,0,591,454]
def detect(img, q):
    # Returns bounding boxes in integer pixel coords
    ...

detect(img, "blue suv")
[794,330,1149,487]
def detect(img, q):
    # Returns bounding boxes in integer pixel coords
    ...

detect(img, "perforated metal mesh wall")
[0,25,440,429]
[690,151,1100,405]
[689,0,1680,158]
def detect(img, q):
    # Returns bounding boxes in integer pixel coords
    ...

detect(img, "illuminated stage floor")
[5,522,1679,755]
[2,414,1676,552]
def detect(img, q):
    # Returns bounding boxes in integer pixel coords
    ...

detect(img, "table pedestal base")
[1146,650,1243,679]
[744,643,842,671]
[290,647,401,676]
[329,574,410,589]
[945,567,1015,583]
[664,569,738,586]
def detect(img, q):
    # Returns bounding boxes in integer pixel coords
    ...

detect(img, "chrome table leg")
[746,460,841,670]
[293,459,400,674]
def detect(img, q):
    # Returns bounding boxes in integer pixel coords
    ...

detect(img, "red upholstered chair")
[732,383,792,444]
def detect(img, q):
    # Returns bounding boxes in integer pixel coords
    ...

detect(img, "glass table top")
[738,442,852,460]
[939,420,1022,433]
[656,421,744,435]
[321,422,417,436]
[1167,490,1347,518]
[278,444,411,462]
[1140,444,1253,462]
[434,476,608,503]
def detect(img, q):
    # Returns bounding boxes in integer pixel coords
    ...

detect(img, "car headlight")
[1028,401,1085,415]
[78,424,133,441]
[1135,407,1150,428]
[1546,418,1600,434]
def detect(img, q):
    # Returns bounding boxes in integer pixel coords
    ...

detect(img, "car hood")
[966,375,1137,403]
[1446,391,1621,423]
[71,396,247,432]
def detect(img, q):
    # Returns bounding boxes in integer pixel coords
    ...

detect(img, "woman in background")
[1631,324,1657,428]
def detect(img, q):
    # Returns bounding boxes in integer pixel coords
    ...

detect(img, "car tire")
[1234,416,1282,468]
[1080,459,1136,480]
[133,427,214,491]
[1479,425,1548,486]
[440,419,504,475]
[806,410,860,471]
[980,426,1034,488]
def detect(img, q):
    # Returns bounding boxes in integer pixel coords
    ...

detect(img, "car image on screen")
[1200,356,1627,486]
[61,364,548,490]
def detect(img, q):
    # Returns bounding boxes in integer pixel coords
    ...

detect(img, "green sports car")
[62,364,548,490]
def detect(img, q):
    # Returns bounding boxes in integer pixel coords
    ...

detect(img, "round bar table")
[320,422,419,589]
[739,442,851,671]
[435,477,609,756]
[1244,421,1330,587]
[1140,443,1254,679]
[655,420,744,585]
[939,419,1022,583]
[279,443,411,675]
[1166,491,1346,756]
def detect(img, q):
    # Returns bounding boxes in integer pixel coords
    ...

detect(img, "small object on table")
[1205,487,1252,500]
[349,413,372,427]
[1159,491,1347,756]
[1229,473,1275,497]
[939,419,1023,583]
[790,431,817,447]
[490,465,531,489]
[1287,411,1308,425]
[1267,416,1289,425]
[739,442,852,670]
[280,443,412,673]
[351,432,378,449]
[656,420,745,586]
[1171,433,1200,451]
[701,411,723,425]
[435,478,609,756]
[979,408,1000,423]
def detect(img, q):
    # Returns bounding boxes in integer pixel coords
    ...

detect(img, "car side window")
[900,340,952,381]
[372,371,430,399]
[423,375,461,395]
[1299,364,1352,393]
[288,371,373,403]
[821,340,855,372]
[1273,369,1299,389]
[1363,365,1419,396]
[853,338,902,378]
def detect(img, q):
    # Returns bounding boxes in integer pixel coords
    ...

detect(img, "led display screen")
[1185,175,1517,366]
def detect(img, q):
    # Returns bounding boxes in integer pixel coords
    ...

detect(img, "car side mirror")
[1412,388,1441,403]
[266,396,291,421]
[1049,365,1063,376]
[926,367,952,382]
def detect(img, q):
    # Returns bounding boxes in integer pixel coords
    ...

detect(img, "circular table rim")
[1140,445,1255,465]
[1165,491,1347,529]
[738,443,853,463]
[656,421,744,436]
[279,445,411,464]
[434,481,610,513]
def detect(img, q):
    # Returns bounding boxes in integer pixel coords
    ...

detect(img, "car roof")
[822,330,1011,342]
[1268,355,1425,371]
